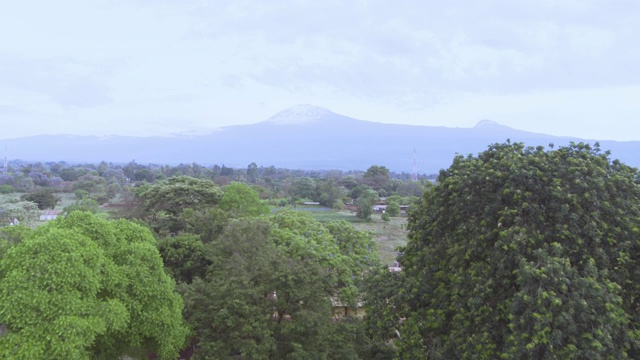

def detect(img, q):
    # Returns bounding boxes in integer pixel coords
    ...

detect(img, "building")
[39,210,62,221]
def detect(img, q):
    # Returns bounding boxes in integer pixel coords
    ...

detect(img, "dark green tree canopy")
[136,176,222,217]
[384,142,640,359]
[133,176,223,234]
[363,165,391,191]
[21,189,60,210]
[183,211,381,358]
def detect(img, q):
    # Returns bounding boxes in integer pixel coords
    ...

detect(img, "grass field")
[296,206,409,266]
[349,213,409,266]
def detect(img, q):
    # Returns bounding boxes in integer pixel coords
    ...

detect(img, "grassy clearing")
[349,213,408,266]
[54,192,77,210]
[293,206,409,266]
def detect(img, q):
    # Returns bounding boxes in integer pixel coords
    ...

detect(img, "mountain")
[2,105,639,173]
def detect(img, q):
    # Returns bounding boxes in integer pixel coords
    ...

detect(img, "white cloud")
[0,0,639,141]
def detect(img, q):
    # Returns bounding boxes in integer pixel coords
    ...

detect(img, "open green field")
[298,206,409,266]
[349,213,408,266]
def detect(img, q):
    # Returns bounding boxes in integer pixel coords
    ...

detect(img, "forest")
[2,141,640,359]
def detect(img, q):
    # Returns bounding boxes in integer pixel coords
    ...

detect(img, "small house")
[39,210,62,221]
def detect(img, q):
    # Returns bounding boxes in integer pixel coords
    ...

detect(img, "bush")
[64,198,99,214]
[74,189,89,199]
[0,185,14,194]
[386,201,400,217]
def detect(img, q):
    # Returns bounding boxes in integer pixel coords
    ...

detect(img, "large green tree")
[72,173,107,195]
[0,201,39,226]
[218,182,270,218]
[136,176,222,218]
[356,189,379,220]
[376,142,640,359]
[0,212,188,359]
[21,189,60,210]
[363,165,391,191]
[183,211,380,359]
[133,176,223,233]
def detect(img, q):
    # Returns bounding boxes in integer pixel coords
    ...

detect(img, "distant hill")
[2,105,639,173]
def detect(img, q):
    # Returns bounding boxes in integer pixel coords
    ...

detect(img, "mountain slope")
[2,105,638,173]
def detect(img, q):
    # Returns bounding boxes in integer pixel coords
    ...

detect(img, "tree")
[27,171,50,187]
[64,198,99,214]
[72,174,107,195]
[356,189,378,220]
[157,234,210,284]
[386,201,400,217]
[182,220,278,359]
[247,162,259,183]
[134,176,223,232]
[363,165,391,191]
[0,225,31,259]
[290,177,316,202]
[106,183,121,199]
[218,182,270,218]
[59,167,89,182]
[316,178,343,208]
[381,142,640,359]
[21,189,60,210]
[0,212,188,359]
[0,201,40,226]
[74,189,90,199]
[183,211,380,358]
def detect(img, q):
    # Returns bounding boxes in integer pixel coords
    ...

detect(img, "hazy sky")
[1,0,639,141]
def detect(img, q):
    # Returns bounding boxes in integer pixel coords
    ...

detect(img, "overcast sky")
[1,0,639,141]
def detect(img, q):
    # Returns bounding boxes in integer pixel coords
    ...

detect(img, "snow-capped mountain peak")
[474,119,502,128]
[265,104,334,125]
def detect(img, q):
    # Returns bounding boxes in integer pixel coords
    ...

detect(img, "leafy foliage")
[218,182,270,218]
[64,198,100,214]
[356,189,378,220]
[0,201,39,226]
[0,212,188,359]
[157,234,210,284]
[183,211,380,358]
[21,189,60,210]
[134,176,223,233]
[386,201,400,217]
[378,142,640,359]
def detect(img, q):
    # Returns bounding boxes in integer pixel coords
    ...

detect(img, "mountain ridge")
[2,105,638,173]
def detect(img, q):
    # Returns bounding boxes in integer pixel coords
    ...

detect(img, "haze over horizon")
[1,0,639,141]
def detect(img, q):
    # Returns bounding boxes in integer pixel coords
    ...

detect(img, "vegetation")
[182,215,379,358]
[21,189,60,210]
[0,212,188,359]
[368,142,640,359]
[17,146,639,360]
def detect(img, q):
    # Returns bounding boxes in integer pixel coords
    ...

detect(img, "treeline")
[0,160,430,226]
[0,160,424,359]
[5,142,635,359]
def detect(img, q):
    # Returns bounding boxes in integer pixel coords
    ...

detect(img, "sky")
[1,0,639,141]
